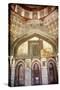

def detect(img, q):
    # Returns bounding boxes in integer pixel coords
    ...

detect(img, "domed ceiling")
[10,4,58,20]
[9,4,58,51]
[18,4,47,11]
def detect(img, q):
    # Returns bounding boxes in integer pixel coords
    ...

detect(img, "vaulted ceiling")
[10,4,58,20]
[18,4,47,11]
[9,4,58,53]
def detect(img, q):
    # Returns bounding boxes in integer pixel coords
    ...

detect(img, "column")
[11,57,15,87]
[41,58,48,85]
[25,59,31,86]
[21,9,25,17]
[37,11,40,19]
[29,11,32,19]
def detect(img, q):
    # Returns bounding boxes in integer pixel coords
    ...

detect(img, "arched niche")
[47,58,58,84]
[31,59,42,85]
[15,60,25,86]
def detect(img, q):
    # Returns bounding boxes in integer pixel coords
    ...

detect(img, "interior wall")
[9,6,58,57]
[16,37,54,58]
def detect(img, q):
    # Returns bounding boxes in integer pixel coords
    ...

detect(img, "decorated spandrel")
[8,3,58,87]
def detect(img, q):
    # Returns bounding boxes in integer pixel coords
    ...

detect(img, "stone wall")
[8,7,58,56]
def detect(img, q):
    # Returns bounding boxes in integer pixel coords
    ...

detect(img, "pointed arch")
[12,32,57,56]
[47,58,58,84]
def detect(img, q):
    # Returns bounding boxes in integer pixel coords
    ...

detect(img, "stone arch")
[47,58,58,84]
[12,33,57,56]
[31,58,42,85]
[15,60,25,86]
[31,58,41,69]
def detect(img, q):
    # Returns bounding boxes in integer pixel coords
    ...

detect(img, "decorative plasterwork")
[10,4,56,20]
[10,10,58,42]
[9,5,58,53]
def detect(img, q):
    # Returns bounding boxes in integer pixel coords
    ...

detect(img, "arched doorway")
[47,58,58,84]
[31,59,42,85]
[15,60,25,86]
